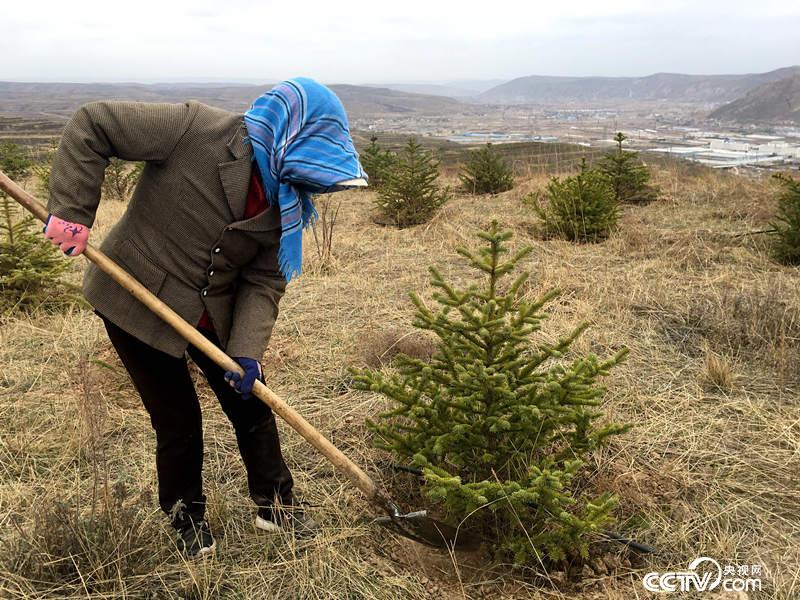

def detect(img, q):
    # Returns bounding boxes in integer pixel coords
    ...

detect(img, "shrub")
[0,142,80,312]
[351,222,629,564]
[770,172,800,265]
[597,132,658,204]
[459,143,514,195]
[374,139,449,228]
[101,158,143,202]
[529,159,620,243]
[360,136,395,190]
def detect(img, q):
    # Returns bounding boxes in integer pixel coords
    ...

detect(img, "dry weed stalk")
[75,354,110,517]
[310,194,342,274]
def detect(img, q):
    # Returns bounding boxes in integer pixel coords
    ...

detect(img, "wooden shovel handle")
[0,169,392,513]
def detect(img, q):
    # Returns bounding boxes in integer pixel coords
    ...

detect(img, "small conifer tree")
[529,159,620,243]
[770,172,800,265]
[351,222,629,564]
[31,140,59,195]
[597,132,658,204]
[0,142,78,311]
[459,143,514,195]
[360,136,395,190]
[101,158,144,202]
[374,138,449,228]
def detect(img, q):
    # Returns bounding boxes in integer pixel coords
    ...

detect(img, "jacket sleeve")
[225,238,288,360]
[48,100,198,227]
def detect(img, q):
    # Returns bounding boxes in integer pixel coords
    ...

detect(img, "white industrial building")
[646,135,800,168]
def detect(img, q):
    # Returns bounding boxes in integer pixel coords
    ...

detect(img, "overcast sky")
[2,0,799,84]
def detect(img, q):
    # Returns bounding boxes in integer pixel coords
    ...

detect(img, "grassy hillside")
[710,74,800,124]
[354,134,610,177]
[0,164,798,599]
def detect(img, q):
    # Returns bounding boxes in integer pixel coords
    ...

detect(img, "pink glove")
[43,214,90,256]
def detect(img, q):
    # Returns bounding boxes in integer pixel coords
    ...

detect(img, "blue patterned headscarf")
[244,78,367,282]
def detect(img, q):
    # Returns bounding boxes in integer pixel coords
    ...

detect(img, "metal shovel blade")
[375,510,479,550]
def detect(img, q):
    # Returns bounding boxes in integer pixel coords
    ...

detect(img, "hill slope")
[0,81,463,121]
[1,163,798,598]
[477,67,800,105]
[709,75,800,123]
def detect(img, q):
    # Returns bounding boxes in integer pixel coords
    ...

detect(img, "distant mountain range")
[0,82,465,121]
[475,67,800,105]
[363,80,504,98]
[710,75,800,124]
[3,68,800,127]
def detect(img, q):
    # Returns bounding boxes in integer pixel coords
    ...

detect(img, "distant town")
[640,128,800,170]
[357,103,800,173]
[2,75,799,174]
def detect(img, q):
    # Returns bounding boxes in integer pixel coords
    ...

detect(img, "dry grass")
[358,327,437,369]
[0,164,798,599]
[702,348,737,392]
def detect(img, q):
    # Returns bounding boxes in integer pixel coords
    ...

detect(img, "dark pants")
[102,316,293,523]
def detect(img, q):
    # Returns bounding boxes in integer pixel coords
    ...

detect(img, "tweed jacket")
[48,100,287,359]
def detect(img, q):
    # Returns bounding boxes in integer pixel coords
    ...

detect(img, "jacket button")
[202,289,208,297]
[208,270,214,277]
[214,247,221,254]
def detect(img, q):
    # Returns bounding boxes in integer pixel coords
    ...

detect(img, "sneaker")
[175,519,216,558]
[255,499,319,539]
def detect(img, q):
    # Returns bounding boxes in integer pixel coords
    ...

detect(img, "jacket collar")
[226,121,251,160]
[219,120,252,220]
[219,120,280,233]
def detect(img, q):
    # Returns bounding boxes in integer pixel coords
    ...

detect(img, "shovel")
[0,169,475,551]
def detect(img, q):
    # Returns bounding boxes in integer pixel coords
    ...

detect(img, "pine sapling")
[459,143,514,195]
[31,140,59,196]
[101,158,144,202]
[597,132,658,204]
[528,158,620,243]
[770,172,800,264]
[0,141,80,311]
[360,136,395,190]
[351,222,629,564]
[374,138,450,228]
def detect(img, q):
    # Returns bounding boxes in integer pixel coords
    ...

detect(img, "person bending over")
[44,78,367,557]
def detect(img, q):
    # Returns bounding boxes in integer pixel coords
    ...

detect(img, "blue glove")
[224,357,264,400]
